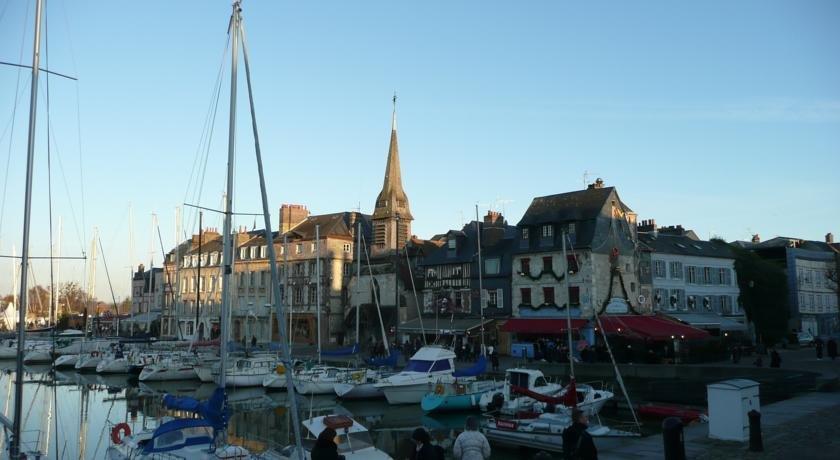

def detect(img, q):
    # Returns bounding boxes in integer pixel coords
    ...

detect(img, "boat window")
[154,430,184,449]
[404,359,451,372]
[508,372,529,388]
[534,377,548,387]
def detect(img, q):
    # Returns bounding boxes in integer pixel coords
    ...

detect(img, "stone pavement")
[596,391,840,459]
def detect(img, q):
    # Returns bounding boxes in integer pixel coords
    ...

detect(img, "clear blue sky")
[1,0,838,300]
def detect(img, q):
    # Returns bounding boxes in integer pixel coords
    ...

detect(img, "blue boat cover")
[453,355,487,377]
[161,388,228,429]
[322,343,360,356]
[367,350,400,368]
[144,418,215,453]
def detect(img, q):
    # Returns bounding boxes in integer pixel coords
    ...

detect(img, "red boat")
[637,403,706,424]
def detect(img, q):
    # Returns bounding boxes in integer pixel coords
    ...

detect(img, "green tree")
[731,245,790,345]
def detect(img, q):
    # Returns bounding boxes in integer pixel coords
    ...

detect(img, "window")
[686,266,697,284]
[720,295,731,314]
[520,258,531,275]
[260,245,267,258]
[541,225,553,238]
[310,285,318,304]
[250,246,258,259]
[566,254,579,274]
[209,276,216,292]
[484,258,500,275]
[568,223,576,236]
[293,286,303,305]
[543,287,555,305]
[454,290,464,308]
[311,242,317,253]
[669,289,684,310]
[199,276,205,292]
[309,261,317,276]
[520,288,532,305]
[295,244,303,255]
[568,286,580,306]
[343,243,351,253]
[542,256,553,273]
[487,290,498,308]
[181,279,187,293]
[190,277,196,293]
[653,260,666,278]
[294,262,304,275]
[343,263,351,276]
[426,268,437,278]
[200,254,207,267]
[260,271,268,286]
[239,248,247,260]
[448,238,457,250]
[191,255,198,266]
[522,228,529,240]
[210,252,218,265]
[703,267,712,284]
[534,377,548,388]
[669,261,683,279]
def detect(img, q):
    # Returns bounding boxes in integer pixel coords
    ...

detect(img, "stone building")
[129,263,164,334]
[638,221,745,334]
[508,180,644,322]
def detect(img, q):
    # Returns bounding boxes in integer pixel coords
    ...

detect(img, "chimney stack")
[827,233,835,244]
[637,219,657,233]
[279,204,310,233]
[484,211,505,227]
[751,234,761,244]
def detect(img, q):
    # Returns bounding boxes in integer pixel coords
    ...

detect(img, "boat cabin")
[506,368,551,391]
[140,419,215,454]
[403,346,456,374]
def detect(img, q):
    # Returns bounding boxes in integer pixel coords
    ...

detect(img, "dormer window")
[239,248,248,260]
[250,246,258,259]
[522,228,530,240]
[541,225,553,238]
[210,252,218,265]
[448,238,456,250]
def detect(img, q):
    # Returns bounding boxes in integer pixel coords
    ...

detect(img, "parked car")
[797,331,815,346]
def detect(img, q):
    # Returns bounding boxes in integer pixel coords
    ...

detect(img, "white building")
[638,223,745,333]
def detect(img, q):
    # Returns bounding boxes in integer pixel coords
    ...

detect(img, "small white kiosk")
[707,379,760,441]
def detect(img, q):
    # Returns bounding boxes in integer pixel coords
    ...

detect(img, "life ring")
[111,422,131,444]
[434,383,445,395]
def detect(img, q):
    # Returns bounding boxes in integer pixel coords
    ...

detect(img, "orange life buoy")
[434,383,445,395]
[111,422,131,444]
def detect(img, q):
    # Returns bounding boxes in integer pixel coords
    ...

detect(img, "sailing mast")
[237,1,304,454]
[562,230,575,379]
[316,224,322,363]
[355,222,361,347]
[11,0,43,455]
[475,205,486,356]
[196,211,202,339]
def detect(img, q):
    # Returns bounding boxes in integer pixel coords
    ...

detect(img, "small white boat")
[106,418,251,459]
[226,355,276,387]
[0,339,19,359]
[479,368,563,414]
[293,366,356,395]
[75,350,105,371]
[277,415,392,460]
[334,369,390,400]
[138,354,200,381]
[375,346,457,405]
[22,344,53,363]
[97,350,131,374]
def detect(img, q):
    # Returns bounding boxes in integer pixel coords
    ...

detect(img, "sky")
[0,0,838,301]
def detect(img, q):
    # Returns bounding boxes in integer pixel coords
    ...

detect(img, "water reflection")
[0,367,532,460]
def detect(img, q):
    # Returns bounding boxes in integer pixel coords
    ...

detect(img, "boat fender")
[435,383,445,395]
[111,422,131,444]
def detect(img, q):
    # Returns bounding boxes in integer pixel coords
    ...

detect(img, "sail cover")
[161,388,228,429]
[453,355,487,377]
[367,350,400,368]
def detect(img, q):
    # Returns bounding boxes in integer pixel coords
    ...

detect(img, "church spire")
[372,93,413,250]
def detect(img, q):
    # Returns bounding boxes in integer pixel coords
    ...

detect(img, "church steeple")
[372,94,412,251]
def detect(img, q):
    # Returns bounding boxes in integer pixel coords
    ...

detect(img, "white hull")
[262,373,287,389]
[97,358,130,374]
[139,365,198,381]
[293,378,338,395]
[381,383,434,405]
[0,347,18,359]
[23,349,53,363]
[54,354,78,368]
[227,371,270,387]
[75,355,103,371]
[195,365,216,383]
[334,382,383,400]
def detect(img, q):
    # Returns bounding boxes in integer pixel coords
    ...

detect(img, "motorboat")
[479,368,563,414]
[483,411,638,452]
[374,346,457,405]
[277,415,392,460]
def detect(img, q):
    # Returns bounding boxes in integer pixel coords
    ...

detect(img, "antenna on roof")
[583,170,598,189]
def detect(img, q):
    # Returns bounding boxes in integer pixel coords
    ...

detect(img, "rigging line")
[0,255,85,260]
[0,61,77,80]
[97,237,119,316]
[47,120,84,252]
[0,0,34,251]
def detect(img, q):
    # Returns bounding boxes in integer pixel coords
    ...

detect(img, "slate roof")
[286,212,371,241]
[638,232,735,259]
[735,236,837,253]
[517,187,632,227]
[419,221,516,267]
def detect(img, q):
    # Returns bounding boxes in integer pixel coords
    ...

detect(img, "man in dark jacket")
[562,409,598,460]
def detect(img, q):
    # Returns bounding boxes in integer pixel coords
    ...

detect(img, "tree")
[731,245,790,345]
[27,285,51,317]
[58,282,92,315]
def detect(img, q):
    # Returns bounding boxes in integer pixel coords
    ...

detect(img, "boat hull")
[54,354,78,369]
[139,366,198,381]
[293,378,337,395]
[97,358,130,374]
[334,382,383,400]
[75,356,103,371]
[262,373,288,389]
[381,383,434,405]
[226,372,269,387]
[23,349,53,363]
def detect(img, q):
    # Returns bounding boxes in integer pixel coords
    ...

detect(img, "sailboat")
[108,2,304,458]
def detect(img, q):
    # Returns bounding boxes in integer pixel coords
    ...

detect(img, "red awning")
[502,315,709,340]
[596,315,709,341]
[501,318,589,334]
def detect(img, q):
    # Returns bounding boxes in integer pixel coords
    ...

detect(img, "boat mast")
[475,205,485,356]
[11,0,43,454]
[562,230,574,379]
[316,224,321,364]
[237,6,304,455]
[219,0,240,394]
[355,222,361,347]
[195,211,202,339]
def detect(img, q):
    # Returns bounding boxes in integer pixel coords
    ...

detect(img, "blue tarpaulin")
[322,343,360,357]
[453,355,487,377]
[367,350,400,368]
[161,388,228,429]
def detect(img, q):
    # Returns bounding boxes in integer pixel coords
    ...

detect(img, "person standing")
[411,427,441,460]
[562,409,598,460]
[770,348,781,368]
[453,416,491,460]
[311,427,345,460]
[815,337,824,360]
[828,338,838,361]
[491,347,500,372]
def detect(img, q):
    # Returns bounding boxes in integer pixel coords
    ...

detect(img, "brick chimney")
[637,219,657,233]
[484,211,505,227]
[751,234,761,244]
[279,204,309,233]
[827,233,835,244]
